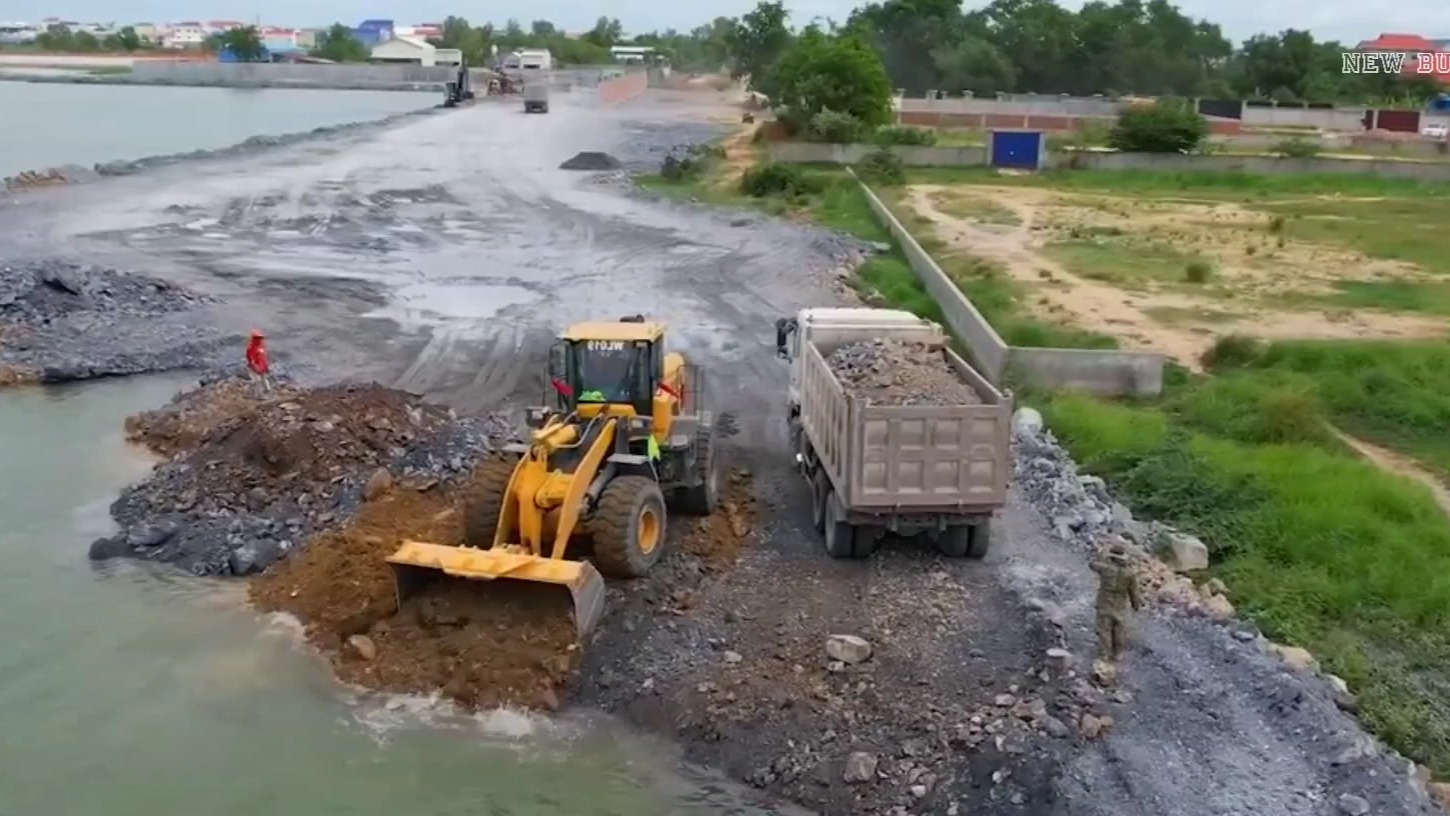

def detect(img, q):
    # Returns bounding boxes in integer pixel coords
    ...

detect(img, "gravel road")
[3,85,1441,815]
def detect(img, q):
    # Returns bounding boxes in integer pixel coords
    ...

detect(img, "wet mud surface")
[14,87,1444,815]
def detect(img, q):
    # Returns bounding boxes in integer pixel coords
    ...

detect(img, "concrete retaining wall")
[769,141,1450,180]
[849,170,1164,396]
[897,96,1374,133]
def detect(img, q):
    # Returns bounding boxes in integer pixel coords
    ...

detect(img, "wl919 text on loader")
[386,317,724,637]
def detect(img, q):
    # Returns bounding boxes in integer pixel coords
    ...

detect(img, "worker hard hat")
[250,329,265,339]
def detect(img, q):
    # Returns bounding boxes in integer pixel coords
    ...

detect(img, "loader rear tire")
[675,421,719,516]
[460,456,517,549]
[591,476,667,578]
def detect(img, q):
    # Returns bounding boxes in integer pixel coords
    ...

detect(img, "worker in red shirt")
[246,329,271,390]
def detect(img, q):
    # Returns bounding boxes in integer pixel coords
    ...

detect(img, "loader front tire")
[675,421,719,516]
[591,476,667,578]
[460,455,517,549]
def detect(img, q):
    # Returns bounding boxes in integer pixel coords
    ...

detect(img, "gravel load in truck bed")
[826,337,984,406]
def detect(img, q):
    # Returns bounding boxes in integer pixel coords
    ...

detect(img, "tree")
[530,20,556,37]
[725,1,794,96]
[35,24,74,51]
[772,28,894,132]
[1108,101,1208,153]
[311,24,370,62]
[581,16,623,48]
[72,31,100,52]
[102,26,142,52]
[219,25,266,61]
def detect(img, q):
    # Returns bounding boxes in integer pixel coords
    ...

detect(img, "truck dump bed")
[800,339,1010,513]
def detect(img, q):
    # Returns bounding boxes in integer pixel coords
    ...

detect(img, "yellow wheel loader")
[386,316,722,638]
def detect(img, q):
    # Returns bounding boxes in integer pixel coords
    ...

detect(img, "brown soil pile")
[131,380,454,513]
[251,466,760,711]
[125,376,301,457]
[680,468,758,570]
[251,467,582,711]
[826,337,983,406]
[0,363,37,387]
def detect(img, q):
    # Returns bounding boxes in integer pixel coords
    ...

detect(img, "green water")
[0,377,781,816]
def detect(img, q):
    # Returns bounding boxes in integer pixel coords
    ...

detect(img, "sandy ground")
[6,86,1442,815]
[901,184,1447,368]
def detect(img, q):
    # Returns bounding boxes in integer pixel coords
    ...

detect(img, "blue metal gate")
[990,130,1044,170]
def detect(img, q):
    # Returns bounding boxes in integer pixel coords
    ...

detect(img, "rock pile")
[560,151,622,170]
[92,376,505,576]
[826,337,982,406]
[0,260,207,326]
[0,260,231,384]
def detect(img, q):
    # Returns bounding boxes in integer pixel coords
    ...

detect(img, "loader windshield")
[574,340,645,403]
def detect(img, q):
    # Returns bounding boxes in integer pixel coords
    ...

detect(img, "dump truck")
[774,307,1012,559]
[387,316,722,637]
[523,80,549,113]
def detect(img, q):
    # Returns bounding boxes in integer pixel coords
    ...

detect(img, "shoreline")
[0,72,445,93]
[2,103,444,193]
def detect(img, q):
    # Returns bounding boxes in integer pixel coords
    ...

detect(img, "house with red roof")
[1356,33,1450,85]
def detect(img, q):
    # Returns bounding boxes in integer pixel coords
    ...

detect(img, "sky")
[6,0,1445,47]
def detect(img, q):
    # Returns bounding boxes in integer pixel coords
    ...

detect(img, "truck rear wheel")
[822,492,857,559]
[809,469,830,533]
[937,520,991,559]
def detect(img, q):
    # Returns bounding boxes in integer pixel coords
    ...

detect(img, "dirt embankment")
[0,260,234,385]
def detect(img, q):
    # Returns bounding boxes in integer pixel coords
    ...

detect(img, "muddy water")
[0,377,798,816]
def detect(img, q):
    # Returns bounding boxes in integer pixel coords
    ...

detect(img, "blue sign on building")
[352,18,394,46]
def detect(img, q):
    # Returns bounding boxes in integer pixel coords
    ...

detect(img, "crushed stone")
[826,337,982,406]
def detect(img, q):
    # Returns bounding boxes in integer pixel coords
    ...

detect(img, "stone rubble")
[0,260,233,384]
[826,337,983,406]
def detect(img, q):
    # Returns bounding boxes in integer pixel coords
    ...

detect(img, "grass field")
[896,167,1450,774]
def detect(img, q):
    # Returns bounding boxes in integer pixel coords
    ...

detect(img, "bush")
[740,161,821,199]
[657,143,725,181]
[1272,137,1322,158]
[855,149,905,185]
[1201,334,1265,370]
[872,126,937,146]
[808,110,865,143]
[1108,102,1209,154]
[1183,259,1213,283]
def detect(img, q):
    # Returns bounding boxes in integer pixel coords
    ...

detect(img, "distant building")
[353,18,394,47]
[1356,33,1450,86]
[131,23,159,43]
[161,23,207,49]
[610,45,655,64]
[261,26,298,51]
[0,22,38,43]
[370,35,436,65]
[295,28,319,48]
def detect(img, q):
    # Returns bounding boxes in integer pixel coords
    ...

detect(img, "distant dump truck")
[523,80,549,113]
[775,307,1012,559]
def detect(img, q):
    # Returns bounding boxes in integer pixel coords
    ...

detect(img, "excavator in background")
[386,317,723,637]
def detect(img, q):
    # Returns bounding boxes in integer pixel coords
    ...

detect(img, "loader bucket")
[386,540,606,638]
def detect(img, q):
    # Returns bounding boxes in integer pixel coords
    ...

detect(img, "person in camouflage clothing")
[1091,541,1143,667]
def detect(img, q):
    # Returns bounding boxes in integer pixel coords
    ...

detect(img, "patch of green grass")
[1289,279,1450,318]
[1256,198,1450,274]
[930,191,1021,225]
[906,166,1450,201]
[1143,304,1242,324]
[1208,338,1450,476]
[1038,380,1450,776]
[1042,237,1206,288]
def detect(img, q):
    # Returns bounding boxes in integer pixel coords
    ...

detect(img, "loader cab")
[549,318,666,419]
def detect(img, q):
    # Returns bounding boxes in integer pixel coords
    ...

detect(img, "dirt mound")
[252,473,581,710]
[250,466,759,710]
[126,375,300,458]
[560,151,622,170]
[827,337,983,406]
[93,377,484,576]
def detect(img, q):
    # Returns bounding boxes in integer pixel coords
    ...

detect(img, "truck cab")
[775,306,946,417]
